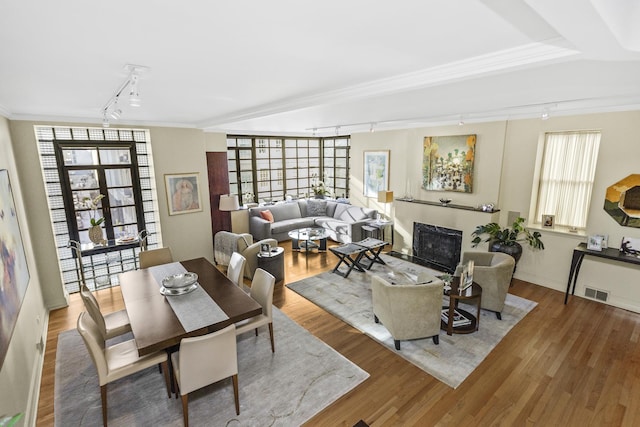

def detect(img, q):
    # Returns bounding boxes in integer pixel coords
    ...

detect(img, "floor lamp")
[219,194,240,232]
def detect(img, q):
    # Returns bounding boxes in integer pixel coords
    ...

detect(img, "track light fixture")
[101,64,149,126]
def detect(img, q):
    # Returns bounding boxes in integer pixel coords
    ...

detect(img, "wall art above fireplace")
[422,134,475,193]
[604,174,640,228]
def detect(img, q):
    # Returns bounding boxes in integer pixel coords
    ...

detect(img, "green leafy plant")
[0,413,24,427]
[471,217,544,250]
[82,194,105,226]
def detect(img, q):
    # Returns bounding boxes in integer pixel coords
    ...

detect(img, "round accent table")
[441,277,482,336]
[256,246,285,282]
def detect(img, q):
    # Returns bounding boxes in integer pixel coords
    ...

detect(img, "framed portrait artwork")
[363,150,390,197]
[542,214,555,228]
[165,173,203,215]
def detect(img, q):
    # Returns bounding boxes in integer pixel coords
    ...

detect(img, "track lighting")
[541,109,549,120]
[101,64,149,124]
[369,123,375,132]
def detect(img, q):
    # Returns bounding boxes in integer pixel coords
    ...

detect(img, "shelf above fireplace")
[395,198,500,213]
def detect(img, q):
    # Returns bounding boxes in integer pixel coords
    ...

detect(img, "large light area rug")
[55,308,368,426]
[287,254,537,389]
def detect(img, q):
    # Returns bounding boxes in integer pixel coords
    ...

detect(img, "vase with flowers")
[311,173,329,199]
[83,194,105,244]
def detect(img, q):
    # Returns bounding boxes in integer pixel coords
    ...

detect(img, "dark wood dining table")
[119,257,262,356]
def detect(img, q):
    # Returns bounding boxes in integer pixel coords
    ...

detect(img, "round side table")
[256,246,285,282]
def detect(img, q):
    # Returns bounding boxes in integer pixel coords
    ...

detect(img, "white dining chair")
[139,246,173,269]
[171,324,239,426]
[227,252,247,291]
[80,283,131,340]
[77,311,171,427]
[235,268,276,352]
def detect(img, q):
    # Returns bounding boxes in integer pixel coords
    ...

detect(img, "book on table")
[441,308,472,327]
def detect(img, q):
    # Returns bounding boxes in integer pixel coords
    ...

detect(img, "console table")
[564,242,640,304]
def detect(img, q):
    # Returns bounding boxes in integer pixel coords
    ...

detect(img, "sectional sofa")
[248,198,378,243]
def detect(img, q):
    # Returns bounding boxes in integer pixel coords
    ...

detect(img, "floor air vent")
[585,287,609,302]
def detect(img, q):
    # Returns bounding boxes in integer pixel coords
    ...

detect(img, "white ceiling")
[2,0,640,136]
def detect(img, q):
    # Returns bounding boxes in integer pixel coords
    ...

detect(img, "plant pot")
[489,241,522,265]
[88,225,104,245]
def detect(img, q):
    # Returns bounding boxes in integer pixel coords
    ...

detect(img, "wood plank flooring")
[37,241,640,426]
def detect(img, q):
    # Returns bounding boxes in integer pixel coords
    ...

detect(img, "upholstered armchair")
[459,251,515,319]
[214,231,277,279]
[371,275,444,350]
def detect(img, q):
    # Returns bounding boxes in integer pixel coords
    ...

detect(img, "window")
[532,130,601,229]
[36,126,162,293]
[227,135,350,204]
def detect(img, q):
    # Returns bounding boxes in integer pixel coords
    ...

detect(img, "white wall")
[0,116,48,426]
[352,111,640,312]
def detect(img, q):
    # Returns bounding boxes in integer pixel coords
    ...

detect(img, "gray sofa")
[248,199,378,243]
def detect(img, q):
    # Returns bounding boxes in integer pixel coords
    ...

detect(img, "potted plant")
[82,193,105,244]
[471,217,544,264]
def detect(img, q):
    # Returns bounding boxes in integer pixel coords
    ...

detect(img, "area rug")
[287,254,537,389]
[55,308,369,426]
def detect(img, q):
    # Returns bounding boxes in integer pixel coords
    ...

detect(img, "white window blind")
[534,131,601,229]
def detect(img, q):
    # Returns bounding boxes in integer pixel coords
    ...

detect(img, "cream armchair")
[459,251,515,319]
[371,275,444,350]
[214,231,277,279]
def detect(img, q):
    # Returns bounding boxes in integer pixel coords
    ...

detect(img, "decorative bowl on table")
[160,272,198,296]
[439,198,452,206]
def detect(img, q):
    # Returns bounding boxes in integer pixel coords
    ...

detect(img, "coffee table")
[288,227,328,252]
[441,277,482,336]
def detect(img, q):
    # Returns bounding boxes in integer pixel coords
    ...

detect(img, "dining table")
[119,257,262,356]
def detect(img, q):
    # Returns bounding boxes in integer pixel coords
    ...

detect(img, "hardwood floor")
[37,241,640,426]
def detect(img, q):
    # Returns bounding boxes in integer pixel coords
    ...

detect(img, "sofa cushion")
[271,202,302,222]
[307,199,328,216]
[260,209,274,223]
[334,204,370,222]
[270,217,315,234]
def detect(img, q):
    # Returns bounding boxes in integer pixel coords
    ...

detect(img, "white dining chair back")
[235,268,276,352]
[77,311,170,427]
[171,324,239,426]
[139,247,173,269]
[80,283,131,340]
[227,252,247,290]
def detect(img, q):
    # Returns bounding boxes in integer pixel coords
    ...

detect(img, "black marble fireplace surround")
[406,222,462,274]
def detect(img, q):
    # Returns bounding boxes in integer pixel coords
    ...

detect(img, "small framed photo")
[587,235,603,251]
[542,214,555,228]
[165,173,202,215]
[595,234,608,249]
[260,243,271,254]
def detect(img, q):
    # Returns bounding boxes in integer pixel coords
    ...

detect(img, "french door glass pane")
[99,149,131,164]
[105,168,132,187]
[107,188,135,206]
[114,224,139,239]
[62,148,98,166]
[111,206,137,226]
[68,169,99,190]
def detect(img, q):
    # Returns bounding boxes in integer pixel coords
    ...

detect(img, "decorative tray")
[162,272,198,289]
[160,283,198,296]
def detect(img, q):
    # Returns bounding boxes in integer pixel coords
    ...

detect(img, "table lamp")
[377,190,394,220]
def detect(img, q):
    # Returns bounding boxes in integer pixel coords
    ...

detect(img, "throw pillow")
[259,209,274,223]
[307,199,328,216]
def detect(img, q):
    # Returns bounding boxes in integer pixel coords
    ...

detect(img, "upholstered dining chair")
[80,283,131,340]
[139,246,173,269]
[459,251,516,319]
[235,268,276,352]
[77,311,171,427]
[227,252,247,291]
[371,274,444,350]
[171,324,239,427]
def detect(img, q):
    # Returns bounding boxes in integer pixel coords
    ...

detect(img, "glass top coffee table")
[288,227,328,253]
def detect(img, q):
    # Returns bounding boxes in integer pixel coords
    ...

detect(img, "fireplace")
[412,222,462,274]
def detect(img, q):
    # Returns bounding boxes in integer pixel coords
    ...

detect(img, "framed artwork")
[542,214,555,228]
[587,235,603,251]
[620,237,640,257]
[0,169,31,369]
[423,134,475,193]
[165,173,203,215]
[363,150,390,197]
[604,174,640,228]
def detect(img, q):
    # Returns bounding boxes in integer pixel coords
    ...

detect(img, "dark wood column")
[206,152,230,239]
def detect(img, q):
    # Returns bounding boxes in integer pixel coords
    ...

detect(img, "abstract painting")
[423,134,476,193]
[604,174,640,228]
[363,151,389,197]
[0,169,30,368]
